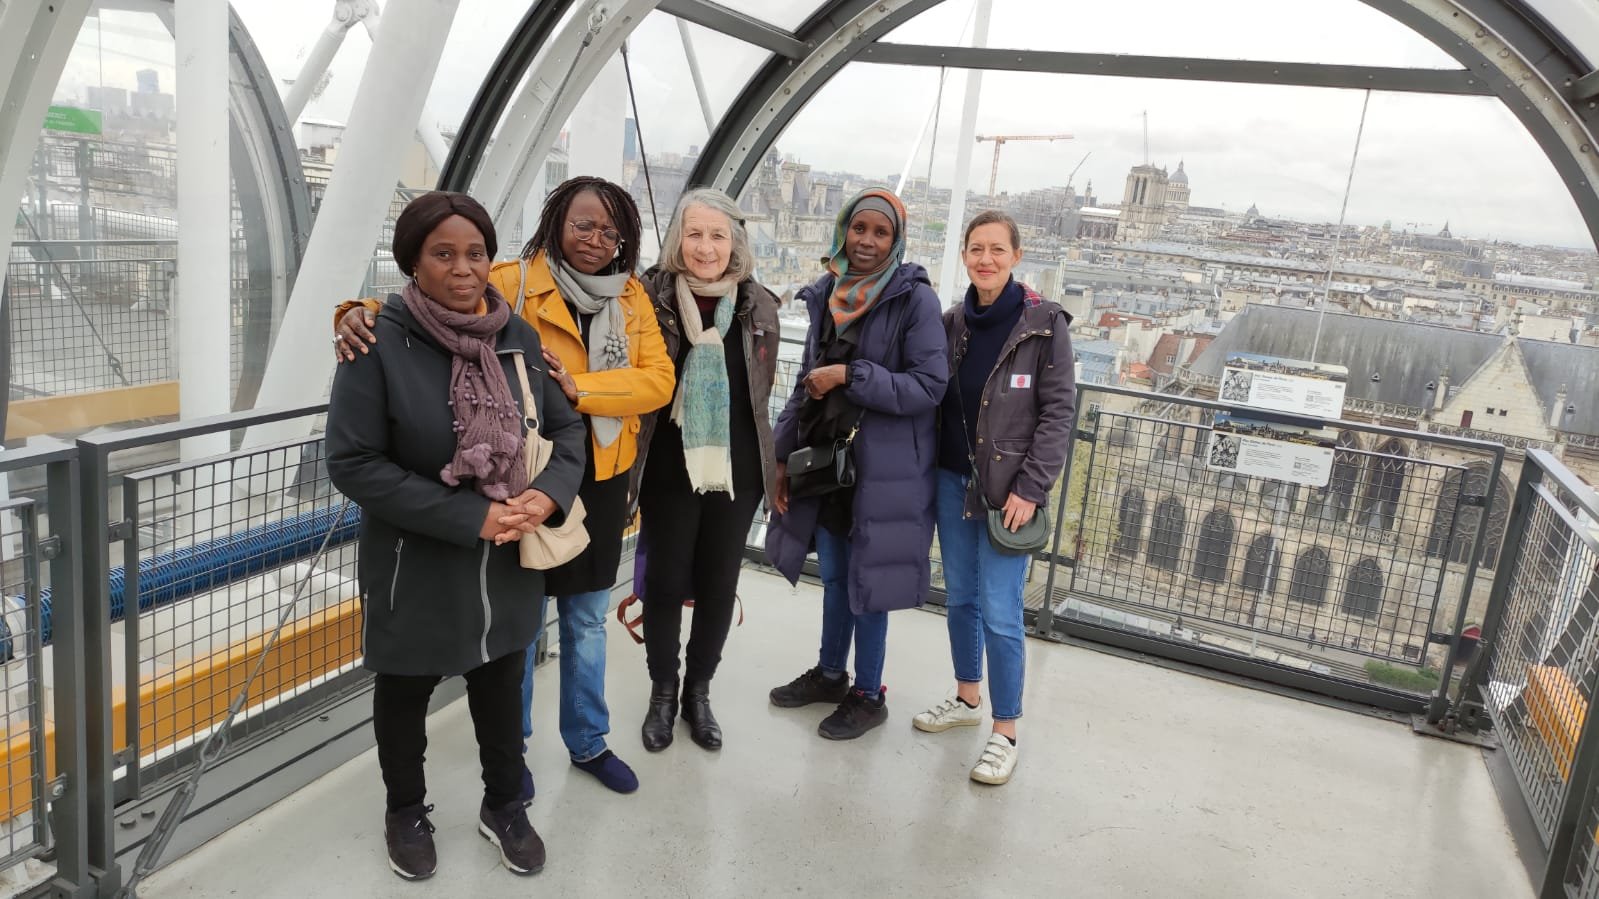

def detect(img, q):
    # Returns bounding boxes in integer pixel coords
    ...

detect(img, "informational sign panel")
[1206,412,1335,488]
[43,105,102,135]
[1220,353,1348,419]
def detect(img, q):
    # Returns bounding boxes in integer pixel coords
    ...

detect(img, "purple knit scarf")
[402,280,529,501]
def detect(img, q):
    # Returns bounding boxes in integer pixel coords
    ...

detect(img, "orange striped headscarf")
[825,188,908,334]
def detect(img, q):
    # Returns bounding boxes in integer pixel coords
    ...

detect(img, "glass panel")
[737,61,1591,297]
[11,5,291,430]
[885,0,1461,68]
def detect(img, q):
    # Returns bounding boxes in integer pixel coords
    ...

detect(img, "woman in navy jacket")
[763,188,949,740]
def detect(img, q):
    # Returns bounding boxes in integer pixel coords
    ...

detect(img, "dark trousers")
[639,485,763,684]
[372,649,525,812]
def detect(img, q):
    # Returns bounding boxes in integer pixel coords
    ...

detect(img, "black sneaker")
[770,666,850,708]
[384,803,437,881]
[478,798,546,875]
[818,688,888,740]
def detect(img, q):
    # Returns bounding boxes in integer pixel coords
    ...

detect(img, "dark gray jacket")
[327,294,586,677]
[631,266,783,509]
[943,284,1077,519]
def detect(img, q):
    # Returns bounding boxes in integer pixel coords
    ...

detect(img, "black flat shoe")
[642,679,678,752]
[681,680,722,751]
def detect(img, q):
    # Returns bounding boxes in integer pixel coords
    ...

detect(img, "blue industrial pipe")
[21,502,362,652]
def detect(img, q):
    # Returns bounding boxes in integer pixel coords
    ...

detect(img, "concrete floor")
[144,569,1528,899]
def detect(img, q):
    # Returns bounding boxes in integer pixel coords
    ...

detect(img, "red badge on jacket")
[1009,374,1033,389]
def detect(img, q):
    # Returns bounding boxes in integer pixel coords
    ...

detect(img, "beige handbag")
[511,349,590,570]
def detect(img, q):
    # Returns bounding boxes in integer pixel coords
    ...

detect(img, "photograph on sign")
[1206,412,1336,489]
[1222,353,1349,419]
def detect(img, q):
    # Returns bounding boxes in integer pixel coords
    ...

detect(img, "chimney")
[1552,384,1568,430]
[1435,368,1450,412]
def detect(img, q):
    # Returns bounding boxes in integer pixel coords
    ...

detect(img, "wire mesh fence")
[1066,404,1470,672]
[1476,467,1599,848]
[118,439,363,795]
[0,500,48,872]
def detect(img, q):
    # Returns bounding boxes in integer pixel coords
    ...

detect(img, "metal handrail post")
[44,453,92,898]
[74,441,121,895]
[1036,384,1093,636]
[1446,452,1542,732]
[1426,445,1505,724]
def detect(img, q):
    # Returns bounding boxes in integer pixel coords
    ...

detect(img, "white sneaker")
[912,695,983,733]
[969,733,1019,785]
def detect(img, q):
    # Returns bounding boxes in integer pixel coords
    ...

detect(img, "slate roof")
[1190,305,1598,436]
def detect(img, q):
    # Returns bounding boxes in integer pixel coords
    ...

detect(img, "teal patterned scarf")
[671,273,738,496]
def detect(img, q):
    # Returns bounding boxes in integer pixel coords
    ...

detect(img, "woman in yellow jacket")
[334,177,673,796]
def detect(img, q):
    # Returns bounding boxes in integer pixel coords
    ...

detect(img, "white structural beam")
[176,0,233,455]
[248,0,460,443]
[0,0,96,277]
[473,0,660,241]
[937,0,991,303]
[281,1,371,124]
[355,2,452,171]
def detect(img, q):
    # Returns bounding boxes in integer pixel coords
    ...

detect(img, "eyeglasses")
[567,220,622,249]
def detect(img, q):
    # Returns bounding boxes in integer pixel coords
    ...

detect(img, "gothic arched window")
[1359,438,1408,531]
[1426,463,1511,570]
[1289,547,1331,606]
[1241,533,1280,595]
[1193,508,1235,583]
[1115,488,1146,556]
[1308,431,1361,522]
[1147,496,1187,572]
[1342,558,1385,618]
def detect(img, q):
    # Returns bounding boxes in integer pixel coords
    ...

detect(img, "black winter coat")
[327,294,586,676]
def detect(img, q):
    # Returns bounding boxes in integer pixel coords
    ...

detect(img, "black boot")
[681,680,722,751]
[641,679,678,752]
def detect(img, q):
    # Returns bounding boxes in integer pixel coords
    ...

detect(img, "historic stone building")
[1065,304,1599,680]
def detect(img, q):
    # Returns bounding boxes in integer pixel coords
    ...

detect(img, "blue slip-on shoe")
[572,749,639,794]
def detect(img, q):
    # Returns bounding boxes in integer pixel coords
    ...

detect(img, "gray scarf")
[549,260,632,448]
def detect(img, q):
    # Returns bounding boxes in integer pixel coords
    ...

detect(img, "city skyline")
[52,1,1599,249]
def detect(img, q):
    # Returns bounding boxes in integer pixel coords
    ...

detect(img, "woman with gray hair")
[631,187,781,752]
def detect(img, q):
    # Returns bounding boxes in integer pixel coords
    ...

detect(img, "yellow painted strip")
[6,381,180,440]
[0,598,364,821]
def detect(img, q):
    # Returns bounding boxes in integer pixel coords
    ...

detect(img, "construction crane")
[974,133,1074,197]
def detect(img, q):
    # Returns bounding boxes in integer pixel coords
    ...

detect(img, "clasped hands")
[480,488,558,545]
[802,364,848,400]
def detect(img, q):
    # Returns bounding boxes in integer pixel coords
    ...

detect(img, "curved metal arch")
[467,0,662,239]
[438,0,578,191]
[690,0,1599,248]
[223,7,314,410]
[687,0,942,193]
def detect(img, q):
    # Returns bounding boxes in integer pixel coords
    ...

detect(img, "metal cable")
[15,207,133,386]
[621,39,663,252]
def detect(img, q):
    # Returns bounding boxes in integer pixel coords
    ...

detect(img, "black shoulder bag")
[786,312,865,499]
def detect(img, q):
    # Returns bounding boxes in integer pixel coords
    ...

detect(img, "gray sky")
[54,0,1598,249]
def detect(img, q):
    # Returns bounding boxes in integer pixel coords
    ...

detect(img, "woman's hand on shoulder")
[334,307,377,363]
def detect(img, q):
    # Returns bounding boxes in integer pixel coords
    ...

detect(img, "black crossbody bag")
[785,289,907,499]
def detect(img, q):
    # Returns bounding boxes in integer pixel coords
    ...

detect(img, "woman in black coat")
[327,192,585,883]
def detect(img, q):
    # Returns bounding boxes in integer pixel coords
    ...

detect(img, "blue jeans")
[520,589,611,762]
[935,469,1029,720]
[815,525,889,694]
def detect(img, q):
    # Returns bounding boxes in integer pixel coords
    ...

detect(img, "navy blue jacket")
[766,264,949,613]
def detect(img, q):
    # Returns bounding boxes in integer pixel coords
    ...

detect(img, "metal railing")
[0,442,90,897]
[1445,449,1599,898]
[0,338,1568,895]
[1038,383,1506,710]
